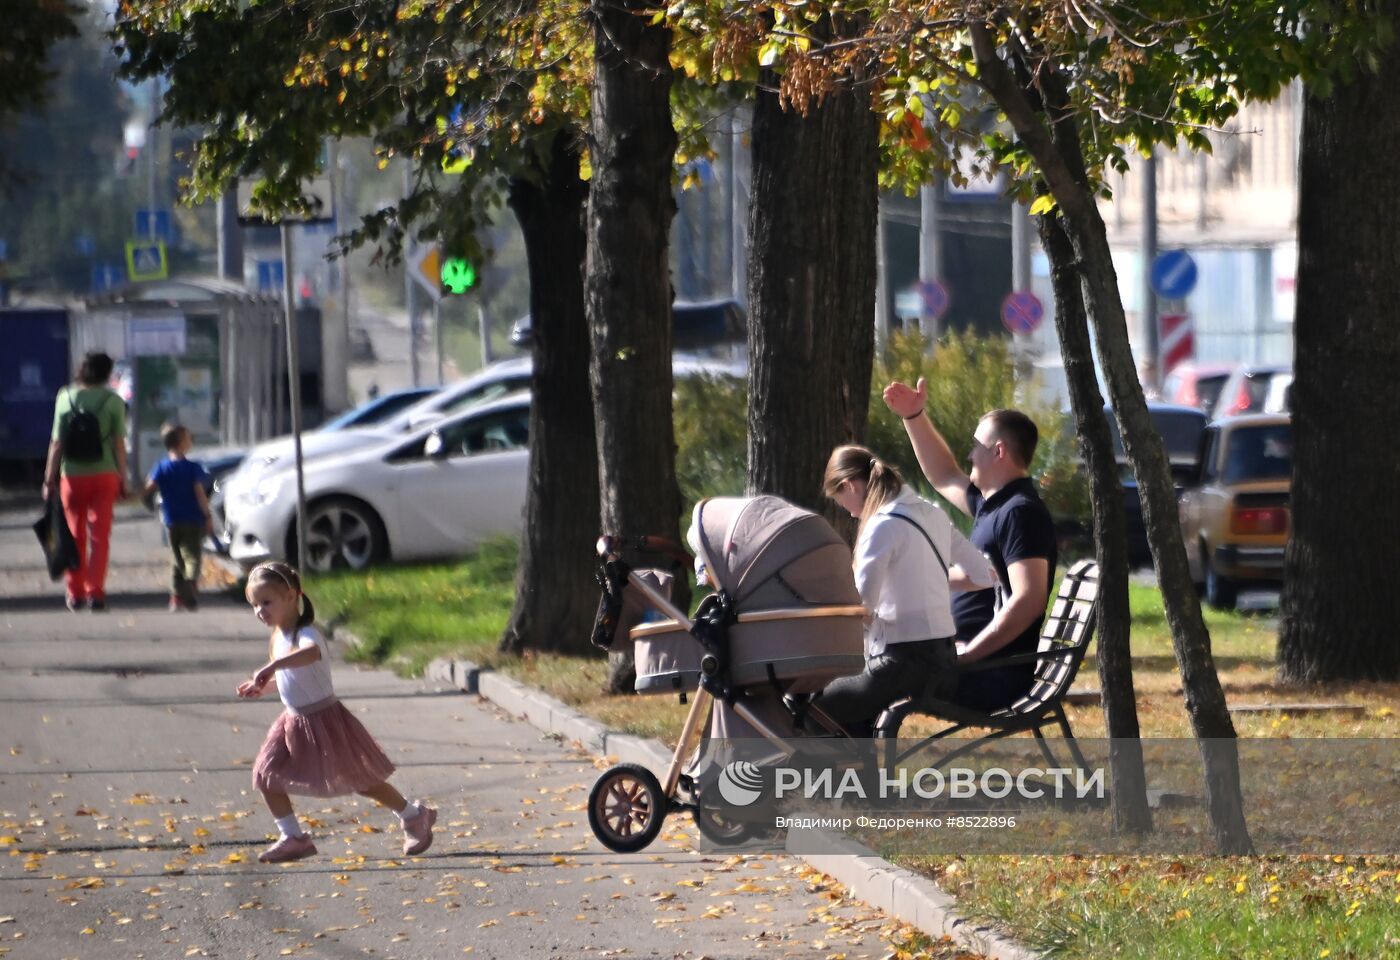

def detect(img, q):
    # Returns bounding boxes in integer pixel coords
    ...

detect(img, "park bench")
[875,559,1100,773]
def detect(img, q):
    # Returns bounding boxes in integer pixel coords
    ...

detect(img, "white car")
[227,352,741,494]
[224,393,531,571]
[228,357,534,489]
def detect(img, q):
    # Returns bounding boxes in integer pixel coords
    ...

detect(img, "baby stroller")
[587,495,869,853]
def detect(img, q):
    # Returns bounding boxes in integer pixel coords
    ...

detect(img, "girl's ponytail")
[297,592,316,630]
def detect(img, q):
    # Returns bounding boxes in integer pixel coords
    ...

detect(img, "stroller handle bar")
[626,570,695,634]
[596,535,694,567]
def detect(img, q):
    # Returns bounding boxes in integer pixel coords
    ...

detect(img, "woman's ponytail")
[823,444,905,540]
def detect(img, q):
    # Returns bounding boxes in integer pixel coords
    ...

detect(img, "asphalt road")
[0,504,920,960]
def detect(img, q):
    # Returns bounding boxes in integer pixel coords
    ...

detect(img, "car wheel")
[1202,547,1238,611]
[290,497,387,572]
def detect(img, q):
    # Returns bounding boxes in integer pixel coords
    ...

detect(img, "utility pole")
[281,224,308,574]
[147,80,159,238]
[320,140,349,413]
[729,107,747,305]
[1142,150,1160,386]
[403,163,421,387]
[874,199,889,357]
[1011,201,1032,293]
[216,190,243,282]
[918,182,942,337]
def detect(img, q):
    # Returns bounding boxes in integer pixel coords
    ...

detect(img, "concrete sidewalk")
[0,504,939,959]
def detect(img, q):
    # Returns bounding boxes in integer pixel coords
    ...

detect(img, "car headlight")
[238,474,286,506]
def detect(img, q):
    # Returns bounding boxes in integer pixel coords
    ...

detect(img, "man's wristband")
[902,409,926,421]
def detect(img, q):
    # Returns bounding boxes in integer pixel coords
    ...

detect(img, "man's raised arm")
[882,377,972,515]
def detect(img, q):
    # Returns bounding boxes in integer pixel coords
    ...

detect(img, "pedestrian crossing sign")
[125,239,169,282]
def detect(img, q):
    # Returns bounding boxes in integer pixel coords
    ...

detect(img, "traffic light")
[440,256,477,295]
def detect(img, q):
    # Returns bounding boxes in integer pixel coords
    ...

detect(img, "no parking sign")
[1001,291,1044,335]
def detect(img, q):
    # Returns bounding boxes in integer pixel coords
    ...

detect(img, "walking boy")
[144,424,214,611]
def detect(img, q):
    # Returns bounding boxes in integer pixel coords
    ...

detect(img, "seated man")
[883,379,1058,712]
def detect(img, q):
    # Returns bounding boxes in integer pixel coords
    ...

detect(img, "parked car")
[1179,414,1292,609]
[1162,362,1236,414]
[223,392,532,571]
[1212,363,1293,418]
[225,359,531,496]
[193,386,439,549]
[1103,403,1210,568]
[318,386,440,431]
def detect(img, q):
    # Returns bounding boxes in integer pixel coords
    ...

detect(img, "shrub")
[673,372,747,505]
[671,331,1090,534]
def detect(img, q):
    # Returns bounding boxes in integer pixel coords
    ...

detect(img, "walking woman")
[815,445,995,737]
[41,352,128,611]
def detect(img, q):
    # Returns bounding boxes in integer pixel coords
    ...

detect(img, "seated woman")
[814,445,995,737]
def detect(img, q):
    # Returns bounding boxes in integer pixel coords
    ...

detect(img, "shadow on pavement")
[0,590,244,613]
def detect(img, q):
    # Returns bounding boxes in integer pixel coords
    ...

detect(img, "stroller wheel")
[692,802,755,847]
[588,763,668,853]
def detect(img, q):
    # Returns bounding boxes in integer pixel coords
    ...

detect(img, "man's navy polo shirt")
[952,476,1058,658]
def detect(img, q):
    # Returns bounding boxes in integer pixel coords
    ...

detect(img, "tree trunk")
[746,58,879,533]
[1038,207,1152,835]
[500,133,599,656]
[586,0,683,692]
[1280,60,1400,683]
[971,25,1251,853]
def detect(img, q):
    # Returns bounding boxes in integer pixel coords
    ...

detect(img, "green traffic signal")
[441,256,477,294]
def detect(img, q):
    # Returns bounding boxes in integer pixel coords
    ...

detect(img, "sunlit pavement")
[0,505,937,959]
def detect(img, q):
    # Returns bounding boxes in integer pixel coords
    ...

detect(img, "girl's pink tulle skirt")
[252,699,395,798]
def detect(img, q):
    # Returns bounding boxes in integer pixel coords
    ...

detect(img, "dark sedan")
[1103,403,1210,568]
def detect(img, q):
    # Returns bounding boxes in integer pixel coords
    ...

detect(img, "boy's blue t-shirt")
[149,457,210,526]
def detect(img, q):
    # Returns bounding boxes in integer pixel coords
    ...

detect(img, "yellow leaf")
[81,927,96,935]
[222,852,246,864]
[1029,194,1057,216]
[478,919,498,928]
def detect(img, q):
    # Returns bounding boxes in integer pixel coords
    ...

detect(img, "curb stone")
[422,655,1042,960]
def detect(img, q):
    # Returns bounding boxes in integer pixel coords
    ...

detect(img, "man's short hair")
[77,352,113,386]
[161,422,189,451]
[982,409,1039,468]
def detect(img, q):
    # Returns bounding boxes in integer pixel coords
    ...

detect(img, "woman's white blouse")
[853,485,995,656]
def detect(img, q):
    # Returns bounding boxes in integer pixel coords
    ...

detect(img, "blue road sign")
[256,259,285,293]
[135,209,174,242]
[916,279,949,320]
[91,262,125,293]
[1151,249,1198,300]
[1001,290,1044,335]
[125,239,168,281]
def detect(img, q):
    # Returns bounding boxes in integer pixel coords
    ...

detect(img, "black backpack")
[63,388,112,463]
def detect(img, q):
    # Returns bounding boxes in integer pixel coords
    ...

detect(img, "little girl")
[236,561,436,863]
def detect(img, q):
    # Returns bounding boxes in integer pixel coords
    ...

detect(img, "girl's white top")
[272,626,336,709]
[855,485,996,657]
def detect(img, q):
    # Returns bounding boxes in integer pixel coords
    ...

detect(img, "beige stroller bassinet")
[587,496,868,852]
